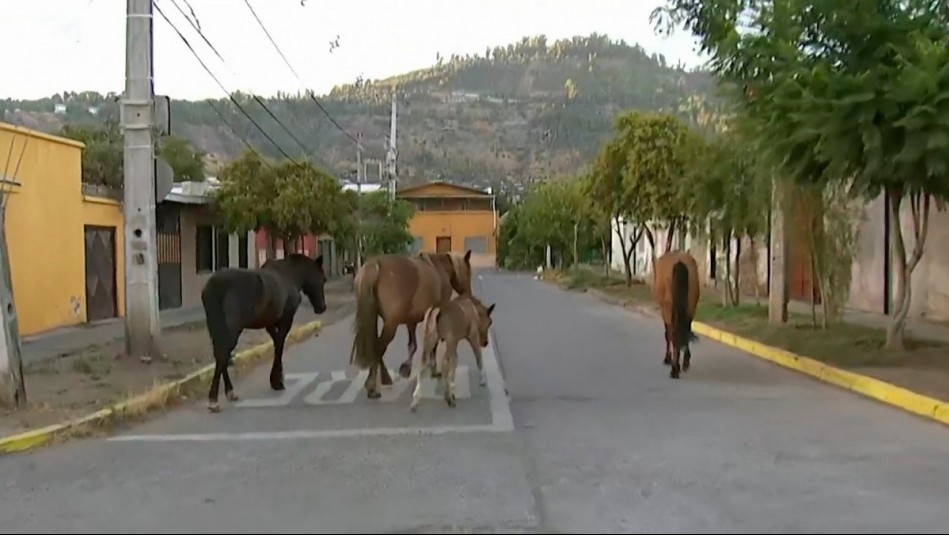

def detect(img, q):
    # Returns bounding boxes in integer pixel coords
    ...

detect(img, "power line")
[242,0,361,145]
[203,98,275,169]
[154,1,298,163]
[163,0,331,170]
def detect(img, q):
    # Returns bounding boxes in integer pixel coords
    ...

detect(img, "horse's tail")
[352,260,381,370]
[201,277,233,363]
[418,305,441,374]
[671,260,697,348]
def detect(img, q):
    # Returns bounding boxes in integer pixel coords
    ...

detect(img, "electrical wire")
[242,0,361,145]
[164,0,329,168]
[154,1,299,163]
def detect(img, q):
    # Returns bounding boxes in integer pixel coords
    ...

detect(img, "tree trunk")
[722,233,731,307]
[750,236,762,307]
[733,234,741,307]
[572,222,579,272]
[645,225,657,276]
[601,236,610,277]
[664,218,677,254]
[614,216,632,286]
[885,190,931,351]
[768,176,789,324]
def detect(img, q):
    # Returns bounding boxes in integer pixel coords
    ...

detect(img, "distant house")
[397,181,498,268]
[53,103,67,115]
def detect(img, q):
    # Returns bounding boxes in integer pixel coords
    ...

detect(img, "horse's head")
[448,250,474,296]
[286,253,327,314]
[470,296,495,348]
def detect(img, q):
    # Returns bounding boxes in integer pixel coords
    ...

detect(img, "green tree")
[688,127,771,306]
[614,110,696,257]
[655,0,949,350]
[211,151,344,247]
[354,191,416,258]
[587,137,644,285]
[157,135,206,182]
[60,120,123,188]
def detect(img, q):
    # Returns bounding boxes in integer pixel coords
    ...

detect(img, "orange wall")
[408,211,497,254]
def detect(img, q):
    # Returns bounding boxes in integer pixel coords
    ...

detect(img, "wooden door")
[436,236,451,253]
[84,225,118,322]
[156,204,182,310]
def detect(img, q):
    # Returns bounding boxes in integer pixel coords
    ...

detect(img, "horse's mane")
[449,253,467,282]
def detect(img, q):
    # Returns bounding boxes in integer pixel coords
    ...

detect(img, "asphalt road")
[3,271,949,533]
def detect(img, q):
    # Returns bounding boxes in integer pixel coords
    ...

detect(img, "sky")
[1,0,706,101]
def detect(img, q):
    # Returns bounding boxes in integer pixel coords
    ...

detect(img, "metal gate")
[84,225,118,322]
[156,204,182,310]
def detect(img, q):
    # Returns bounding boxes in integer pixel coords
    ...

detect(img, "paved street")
[4,271,949,533]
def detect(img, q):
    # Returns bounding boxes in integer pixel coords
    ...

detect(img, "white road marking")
[232,373,320,408]
[109,424,505,442]
[304,370,356,405]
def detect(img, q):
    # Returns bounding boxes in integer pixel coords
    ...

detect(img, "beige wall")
[848,193,949,321]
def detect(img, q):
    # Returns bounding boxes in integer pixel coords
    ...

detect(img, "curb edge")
[0,320,323,455]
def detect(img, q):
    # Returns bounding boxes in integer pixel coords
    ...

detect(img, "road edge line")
[575,284,949,428]
[477,272,515,433]
[0,320,323,455]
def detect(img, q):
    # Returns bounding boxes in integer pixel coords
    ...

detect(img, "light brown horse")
[652,250,700,379]
[410,294,495,411]
[350,250,473,399]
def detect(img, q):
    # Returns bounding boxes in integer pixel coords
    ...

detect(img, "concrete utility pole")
[122,0,162,361]
[386,91,398,199]
[0,187,26,407]
[355,133,363,268]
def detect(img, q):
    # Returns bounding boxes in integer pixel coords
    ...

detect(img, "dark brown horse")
[652,250,700,379]
[350,250,473,399]
[200,253,327,412]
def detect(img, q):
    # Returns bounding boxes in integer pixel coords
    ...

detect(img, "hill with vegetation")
[1,33,715,197]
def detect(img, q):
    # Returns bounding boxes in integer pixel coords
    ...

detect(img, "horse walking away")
[410,294,495,411]
[652,250,700,379]
[350,250,474,399]
[201,253,327,413]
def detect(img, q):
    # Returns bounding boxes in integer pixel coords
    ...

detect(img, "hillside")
[1,33,716,197]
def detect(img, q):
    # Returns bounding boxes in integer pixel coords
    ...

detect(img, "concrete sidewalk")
[20,276,353,365]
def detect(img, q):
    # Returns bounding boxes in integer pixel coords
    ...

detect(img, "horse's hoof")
[663,355,672,366]
[367,390,382,400]
[270,381,286,391]
[381,374,394,386]
[398,362,412,379]
[226,391,240,402]
[208,402,222,413]
[683,361,691,373]
[446,398,456,408]
[479,372,487,387]
[670,368,681,379]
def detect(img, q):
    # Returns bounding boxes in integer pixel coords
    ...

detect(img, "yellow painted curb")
[692,321,949,427]
[0,319,323,455]
[568,280,949,428]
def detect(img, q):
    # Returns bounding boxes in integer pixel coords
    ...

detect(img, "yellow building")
[0,122,125,336]
[397,181,498,268]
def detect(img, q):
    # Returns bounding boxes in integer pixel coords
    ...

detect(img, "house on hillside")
[397,181,498,268]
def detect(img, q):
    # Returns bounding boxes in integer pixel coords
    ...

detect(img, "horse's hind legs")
[670,346,682,379]
[208,333,238,413]
[683,346,692,373]
[663,323,672,366]
[399,321,419,379]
